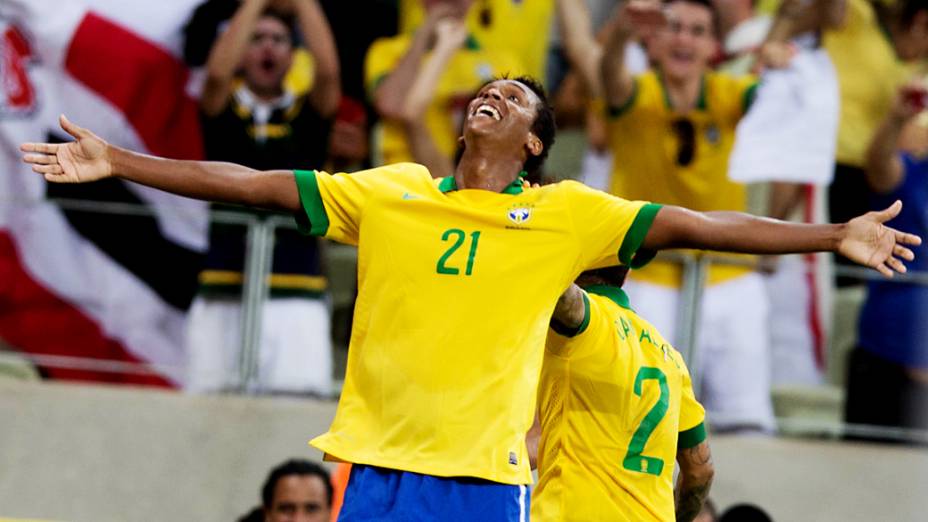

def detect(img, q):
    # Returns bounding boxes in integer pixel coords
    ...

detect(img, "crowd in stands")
[176,0,927,438]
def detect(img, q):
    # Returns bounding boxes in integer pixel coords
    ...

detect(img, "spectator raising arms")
[186,0,340,395]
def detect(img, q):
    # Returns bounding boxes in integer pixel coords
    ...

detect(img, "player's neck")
[454,148,524,193]
[663,72,703,113]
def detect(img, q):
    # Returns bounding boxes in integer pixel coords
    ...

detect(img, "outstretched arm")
[675,441,714,522]
[21,116,300,212]
[642,204,921,277]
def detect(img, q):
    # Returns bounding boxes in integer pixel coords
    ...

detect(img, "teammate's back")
[534,287,706,521]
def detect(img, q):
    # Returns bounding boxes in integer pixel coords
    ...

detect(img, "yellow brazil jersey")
[364,34,526,165]
[533,286,707,521]
[398,0,554,82]
[606,70,757,287]
[293,163,661,484]
[824,0,927,167]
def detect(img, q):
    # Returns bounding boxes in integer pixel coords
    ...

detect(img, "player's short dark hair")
[261,459,332,509]
[577,265,630,288]
[895,0,928,28]
[512,76,556,181]
[663,0,718,35]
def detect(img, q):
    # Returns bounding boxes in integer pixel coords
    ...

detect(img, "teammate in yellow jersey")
[21,76,920,520]
[529,265,713,522]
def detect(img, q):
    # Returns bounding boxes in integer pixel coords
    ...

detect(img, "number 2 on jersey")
[622,367,669,476]
[436,229,481,276]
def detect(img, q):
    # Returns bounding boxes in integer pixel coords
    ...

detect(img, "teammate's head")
[575,265,630,289]
[883,0,928,60]
[261,459,332,522]
[460,76,556,180]
[241,8,296,97]
[651,0,718,84]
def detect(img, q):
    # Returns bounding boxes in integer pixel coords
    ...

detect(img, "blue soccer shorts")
[337,464,529,521]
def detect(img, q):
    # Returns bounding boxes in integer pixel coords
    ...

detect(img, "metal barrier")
[2,198,927,443]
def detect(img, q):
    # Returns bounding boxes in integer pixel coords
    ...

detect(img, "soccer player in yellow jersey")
[530,266,713,522]
[21,76,919,520]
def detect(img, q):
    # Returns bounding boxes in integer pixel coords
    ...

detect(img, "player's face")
[652,2,716,83]
[264,475,330,522]
[463,80,542,155]
[242,16,293,94]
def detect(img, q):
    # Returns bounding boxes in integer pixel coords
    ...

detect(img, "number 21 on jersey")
[436,228,481,276]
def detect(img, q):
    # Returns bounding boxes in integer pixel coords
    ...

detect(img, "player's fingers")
[872,200,902,223]
[892,227,922,246]
[59,114,88,140]
[22,153,57,165]
[20,142,59,154]
[886,256,908,274]
[894,244,915,261]
[875,262,894,278]
[31,164,63,175]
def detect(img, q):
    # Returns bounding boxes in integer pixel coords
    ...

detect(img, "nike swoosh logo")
[402,192,418,200]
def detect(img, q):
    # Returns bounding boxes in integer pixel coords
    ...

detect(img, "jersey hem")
[310,440,534,486]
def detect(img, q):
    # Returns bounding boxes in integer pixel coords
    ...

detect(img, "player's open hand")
[838,200,922,277]
[20,115,112,184]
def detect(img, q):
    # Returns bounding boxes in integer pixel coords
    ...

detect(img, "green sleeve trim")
[618,203,662,268]
[606,79,639,118]
[678,422,707,449]
[550,291,591,338]
[293,169,329,236]
[742,82,759,114]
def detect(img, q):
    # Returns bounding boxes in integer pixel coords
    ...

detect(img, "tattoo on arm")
[675,442,714,522]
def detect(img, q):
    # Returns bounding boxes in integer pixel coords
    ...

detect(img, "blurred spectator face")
[264,474,330,522]
[242,15,293,95]
[653,1,716,83]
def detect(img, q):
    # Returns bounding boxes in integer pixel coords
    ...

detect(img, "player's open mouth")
[473,104,502,121]
[261,58,276,72]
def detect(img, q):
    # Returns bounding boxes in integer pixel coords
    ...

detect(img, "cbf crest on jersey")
[507,204,533,225]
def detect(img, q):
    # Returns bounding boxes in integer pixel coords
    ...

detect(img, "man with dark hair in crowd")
[238,459,333,522]
[186,0,340,395]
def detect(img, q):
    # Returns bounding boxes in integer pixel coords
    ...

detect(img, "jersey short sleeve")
[294,164,425,245]
[677,361,707,449]
[561,180,662,270]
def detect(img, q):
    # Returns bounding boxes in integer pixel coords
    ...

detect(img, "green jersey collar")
[585,284,633,310]
[658,70,708,111]
[438,172,526,195]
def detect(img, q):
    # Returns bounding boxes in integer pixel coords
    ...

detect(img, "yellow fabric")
[364,34,525,165]
[824,0,927,167]
[534,291,706,521]
[398,0,553,81]
[296,163,655,484]
[607,70,756,287]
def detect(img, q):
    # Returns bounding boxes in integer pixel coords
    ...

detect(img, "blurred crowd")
[176,0,927,438]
